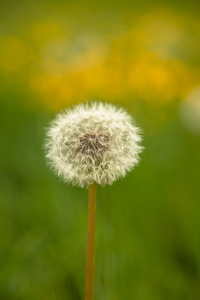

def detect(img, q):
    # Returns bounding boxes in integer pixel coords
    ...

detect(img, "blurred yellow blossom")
[30,20,65,46]
[0,8,200,110]
[0,36,30,73]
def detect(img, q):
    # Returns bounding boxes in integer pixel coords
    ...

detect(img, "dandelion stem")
[84,183,96,300]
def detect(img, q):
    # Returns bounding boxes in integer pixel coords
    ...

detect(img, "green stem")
[84,184,96,300]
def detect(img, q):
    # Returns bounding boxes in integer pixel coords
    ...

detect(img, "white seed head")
[45,102,143,188]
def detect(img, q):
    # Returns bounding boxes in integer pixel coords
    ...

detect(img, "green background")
[0,0,200,299]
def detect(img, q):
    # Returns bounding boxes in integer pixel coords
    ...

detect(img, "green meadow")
[1,0,200,299]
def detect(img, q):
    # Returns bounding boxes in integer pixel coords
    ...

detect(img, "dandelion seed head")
[45,102,143,187]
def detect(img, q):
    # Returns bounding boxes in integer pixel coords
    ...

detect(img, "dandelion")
[45,102,143,188]
[44,101,143,300]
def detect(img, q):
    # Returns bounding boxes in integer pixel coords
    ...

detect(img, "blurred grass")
[0,0,200,299]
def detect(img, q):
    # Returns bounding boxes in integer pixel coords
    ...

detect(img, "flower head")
[45,102,143,187]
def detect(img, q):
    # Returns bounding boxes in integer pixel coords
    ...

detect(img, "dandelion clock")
[44,102,143,300]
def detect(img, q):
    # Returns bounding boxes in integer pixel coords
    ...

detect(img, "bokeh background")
[1,0,200,299]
